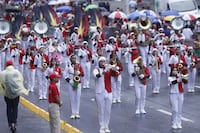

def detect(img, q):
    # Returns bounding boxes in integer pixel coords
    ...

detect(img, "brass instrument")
[73,64,81,90]
[171,17,185,31]
[41,55,47,72]
[133,56,146,84]
[138,16,152,30]
[0,20,11,35]
[33,20,48,35]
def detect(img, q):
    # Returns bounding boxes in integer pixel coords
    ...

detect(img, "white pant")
[36,69,47,98]
[111,75,122,101]
[187,68,197,90]
[170,93,184,126]
[81,61,91,88]
[96,92,112,129]
[151,69,161,91]
[24,64,31,89]
[134,79,147,111]
[30,69,36,91]
[67,83,81,115]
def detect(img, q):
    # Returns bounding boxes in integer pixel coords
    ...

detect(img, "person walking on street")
[0,60,29,132]
[93,56,112,133]
[48,72,62,133]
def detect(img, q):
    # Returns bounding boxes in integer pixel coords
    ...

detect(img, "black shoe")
[10,123,16,132]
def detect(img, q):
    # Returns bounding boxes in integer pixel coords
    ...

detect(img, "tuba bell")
[171,17,185,31]
[33,20,48,35]
[138,16,152,30]
[0,20,11,35]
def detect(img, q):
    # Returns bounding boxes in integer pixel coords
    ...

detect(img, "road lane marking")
[195,86,200,89]
[157,109,194,123]
[20,97,83,133]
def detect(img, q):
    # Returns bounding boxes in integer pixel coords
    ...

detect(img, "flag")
[87,9,105,29]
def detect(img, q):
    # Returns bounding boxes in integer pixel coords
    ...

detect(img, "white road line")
[157,109,194,123]
[195,86,200,89]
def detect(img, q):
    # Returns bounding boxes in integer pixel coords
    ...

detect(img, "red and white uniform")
[78,47,92,88]
[93,60,112,132]
[29,54,36,92]
[134,65,150,114]
[111,61,123,103]
[63,63,84,117]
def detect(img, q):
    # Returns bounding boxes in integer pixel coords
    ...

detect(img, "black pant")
[4,96,19,125]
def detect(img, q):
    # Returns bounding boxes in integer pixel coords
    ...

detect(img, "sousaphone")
[33,20,48,35]
[0,20,11,35]
[138,16,152,30]
[171,17,185,31]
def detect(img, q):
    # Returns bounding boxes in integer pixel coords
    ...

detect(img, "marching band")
[0,4,200,133]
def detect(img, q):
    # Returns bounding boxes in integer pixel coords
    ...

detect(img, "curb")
[20,96,83,133]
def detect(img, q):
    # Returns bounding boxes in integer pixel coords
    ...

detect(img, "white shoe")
[105,129,111,133]
[70,115,75,119]
[129,83,134,87]
[39,96,43,100]
[141,109,146,114]
[112,100,116,104]
[171,124,178,129]
[117,99,121,103]
[188,89,192,92]
[43,96,47,100]
[75,114,80,119]
[135,109,140,114]
[99,129,105,133]
[191,89,195,92]
[177,124,182,129]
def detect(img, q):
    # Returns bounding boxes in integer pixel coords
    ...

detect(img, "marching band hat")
[15,40,21,44]
[133,56,143,64]
[98,56,106,62]
[6,60,13,66]
[38,45,45,50]
[49,72,61,79]
[158,28,164,32]
[152,48,158,52]
[74,27,78,30]
[82,41,88,45]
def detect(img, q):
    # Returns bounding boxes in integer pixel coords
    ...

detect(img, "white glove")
[75,71,80,75]
[69,79,74,85]
[135,66,140,72]
[139,74,145,79]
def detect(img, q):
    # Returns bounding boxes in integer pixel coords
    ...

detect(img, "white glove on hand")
[139,74,145,79]
[69,79,74,85]
[135,66,140,72]
[75,71,80,75]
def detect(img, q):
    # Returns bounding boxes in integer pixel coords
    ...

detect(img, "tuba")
[33,20,48,35]
[138,16,152,30]
[171,17,185,31]
[0,20,11,35]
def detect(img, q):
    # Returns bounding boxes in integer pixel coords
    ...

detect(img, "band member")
[29,49,36,92]
[132,56,150,114]
[22,48,32,90]
[70,27,79,45]
[10,41,25,73]
[92,48,104,67]
[93,56,112,133]
[168,47,187,71]
[185,47,198,92]
[34,46,49,100]
[105,36,118,61]
[46,58,62,92]
[148,48,162,93]
[137,29,149,66]
[168,67,188,129]
[48,72,62,133]
[78,41,92,89]
[64,55,84,119]
[110,53,123,103]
